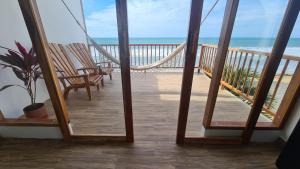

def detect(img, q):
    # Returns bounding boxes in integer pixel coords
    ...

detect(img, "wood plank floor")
[65,72,269,137]
[0,72,280,168]
[0,138,280,169]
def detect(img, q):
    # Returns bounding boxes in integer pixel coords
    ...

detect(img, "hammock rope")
[60,0,220,70]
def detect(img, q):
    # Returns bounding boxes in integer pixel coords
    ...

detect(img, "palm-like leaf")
[7,50,25,69]
[0,54,23,69]
[16,42,32,67]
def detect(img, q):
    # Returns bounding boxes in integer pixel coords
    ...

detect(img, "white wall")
[280,97,300,141]
[0,0,36,118]
[0,0,86,138]
[0,0,87,118]
[37,0,87,44]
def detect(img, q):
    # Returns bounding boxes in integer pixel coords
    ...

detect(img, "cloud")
[86,3,117,37]
[231,0,288,37]
[85,0,193,37]
[85,0,229,37]
[84,0,299,38]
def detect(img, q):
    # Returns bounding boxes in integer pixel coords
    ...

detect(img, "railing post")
[197,45,205,73]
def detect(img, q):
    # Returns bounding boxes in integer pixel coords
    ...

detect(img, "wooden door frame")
[115,0,134,143]
[177,0,299,145]
[273,63,300,128]
[176,0,204,144]
[242,0,300,144]
[177,0,241,145]
[18,0,71,139]
[18,0,133,143]
[202,0,240,128]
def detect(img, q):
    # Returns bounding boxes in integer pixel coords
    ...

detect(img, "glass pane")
[186,0,226,137]
[265,18,300,121]
[126,0,191,140]
[26,0,126,135]
[211,0,288,125]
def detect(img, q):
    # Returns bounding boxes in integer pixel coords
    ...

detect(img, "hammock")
[89,37,186,70]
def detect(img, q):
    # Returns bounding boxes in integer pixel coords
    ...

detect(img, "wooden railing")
[89,44,202,68]
[199,44,300,118]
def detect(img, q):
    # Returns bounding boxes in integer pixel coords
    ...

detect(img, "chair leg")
[86,85,92,100]
[83,76,92,100]
[101,78,104,86]
[96,84,100,90]
[63,88,71,100]
[109,73,112,80]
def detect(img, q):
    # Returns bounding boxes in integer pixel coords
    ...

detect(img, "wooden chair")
[67,43,113,80]
[48,43,103,100]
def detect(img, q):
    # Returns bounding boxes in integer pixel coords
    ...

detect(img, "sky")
[82,0,300,38]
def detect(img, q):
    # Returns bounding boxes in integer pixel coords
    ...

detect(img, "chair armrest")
[96,61,111,64]
[58,74,88,80]
[77,67,98,71]
[77,67,100,75]
[96,61,112,68]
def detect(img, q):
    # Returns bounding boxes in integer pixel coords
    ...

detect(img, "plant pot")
[23,103,48,119]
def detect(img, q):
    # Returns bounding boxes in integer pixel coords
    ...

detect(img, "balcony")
[41,43,298,137]
[1,0,300,168]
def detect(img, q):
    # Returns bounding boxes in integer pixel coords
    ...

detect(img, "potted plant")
[0,42,48,118]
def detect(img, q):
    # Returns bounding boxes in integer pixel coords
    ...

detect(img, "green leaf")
[0,85,15,92]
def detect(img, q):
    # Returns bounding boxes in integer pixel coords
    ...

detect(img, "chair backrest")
[67,43,96,70]
[48,43,79,83]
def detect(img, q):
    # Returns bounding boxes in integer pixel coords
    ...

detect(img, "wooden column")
[176,0,204,145]
[18,0,71,138]
[202,0,239,127]
[273,63,300,128]
[242,0,300,144]
[115,0,134,142]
